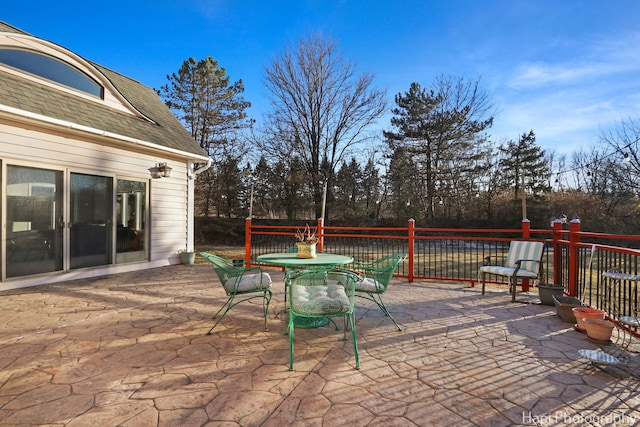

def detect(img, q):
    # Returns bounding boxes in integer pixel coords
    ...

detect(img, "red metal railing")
[246,218,544,286]
[245,217,640,329]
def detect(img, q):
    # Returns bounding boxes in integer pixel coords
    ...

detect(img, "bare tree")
[600,118,640,195]
[258,34,387,218]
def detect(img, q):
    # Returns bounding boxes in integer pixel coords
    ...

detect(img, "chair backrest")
[199,252,241,285]
[504,241,544,272]
[289,269,358,317]
[365,253,407,290]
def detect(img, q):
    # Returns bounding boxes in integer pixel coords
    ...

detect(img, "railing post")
[568,218,581,297]
[408,218,415,283]
[521,218,530,239]
[521,219,531,291]
[552,219,563,286]
[317,217,324,252]
[245,217,252,262]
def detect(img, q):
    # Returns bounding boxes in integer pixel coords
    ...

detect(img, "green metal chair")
[287,268,360,370]
[282,245,299,312]
[200,252,272,334]
[353,253,407,331]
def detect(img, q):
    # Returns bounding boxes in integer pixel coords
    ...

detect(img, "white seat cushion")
[291,285,350,315]
[479,266,538,278]
[355,277,384,293]
[620,316,640,326]
[224,273,272,293]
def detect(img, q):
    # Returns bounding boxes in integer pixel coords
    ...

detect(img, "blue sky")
[3,1,640,157]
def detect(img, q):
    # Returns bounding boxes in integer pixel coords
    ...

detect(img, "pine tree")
[498,130,551,199]
[384,77,493,222]
[159,57,251,217]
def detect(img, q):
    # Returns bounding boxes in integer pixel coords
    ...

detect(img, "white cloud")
[507,32,640,90]
[494,32,640,153]
[508,61,619,89]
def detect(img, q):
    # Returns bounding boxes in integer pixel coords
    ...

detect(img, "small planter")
[538,284,565,306]
[573,307,605,332]
[180,251,195,265]
[553,295,584,323]
[583,318,615,342]
[297,242,317,259]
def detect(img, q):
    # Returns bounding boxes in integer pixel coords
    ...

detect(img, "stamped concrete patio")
[0,263,638,426]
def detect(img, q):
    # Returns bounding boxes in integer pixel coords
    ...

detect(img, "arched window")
[0,48,103,98]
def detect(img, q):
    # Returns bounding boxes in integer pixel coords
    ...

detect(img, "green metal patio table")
[257,252,354,328]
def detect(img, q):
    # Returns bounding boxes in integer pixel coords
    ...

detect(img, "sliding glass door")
[6,165,63,277]
[5,166,147,279]
[69,173,113,269]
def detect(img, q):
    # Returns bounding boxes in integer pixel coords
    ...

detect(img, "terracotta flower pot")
[583,318,615,342]
[572,307,605,332]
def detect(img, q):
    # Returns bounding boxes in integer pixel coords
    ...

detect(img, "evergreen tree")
[160,57,251,156]
[387,146,422,219]
[384,77,493,222]
[334,158,364,220]
[159,57,251,217]
[361,157,382,219]
[498,130,551,199]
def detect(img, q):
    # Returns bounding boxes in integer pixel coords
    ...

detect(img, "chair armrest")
[236,265,264,275]
[352,260,373,270]
[514,259,541,266]
[483,256,505,266]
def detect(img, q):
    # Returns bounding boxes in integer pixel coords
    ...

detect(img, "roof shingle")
[0,21,206,159]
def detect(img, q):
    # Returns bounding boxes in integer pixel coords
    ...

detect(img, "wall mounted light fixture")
[156,162,172,178]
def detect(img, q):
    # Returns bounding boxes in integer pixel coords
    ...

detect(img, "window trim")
[0,47,104,98]
[0,32,156,122]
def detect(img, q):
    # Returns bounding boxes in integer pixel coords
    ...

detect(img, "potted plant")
[553,294,585,323]
[538,282,565,306]
[179,249,196,265]
[573,306,606,332]
[295,224,318,258]
[583,318,615,342]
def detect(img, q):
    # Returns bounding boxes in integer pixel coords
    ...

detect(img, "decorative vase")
[538,284,565,306]
[583,318,615,342]
[180,251,195,265]
[297,242,317,259]
[572,307,605,332]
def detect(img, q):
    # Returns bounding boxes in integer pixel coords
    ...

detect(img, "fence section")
[246,217,640,336]
[247,218,553,286]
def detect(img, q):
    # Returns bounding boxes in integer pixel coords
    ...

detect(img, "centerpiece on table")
[295,224,318,258]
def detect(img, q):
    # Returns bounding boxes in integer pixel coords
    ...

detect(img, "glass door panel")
[6,165,63,277]
[116,179,147,263]
[70,173,113,269]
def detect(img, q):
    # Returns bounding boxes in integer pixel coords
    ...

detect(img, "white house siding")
[0,119,195,290]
